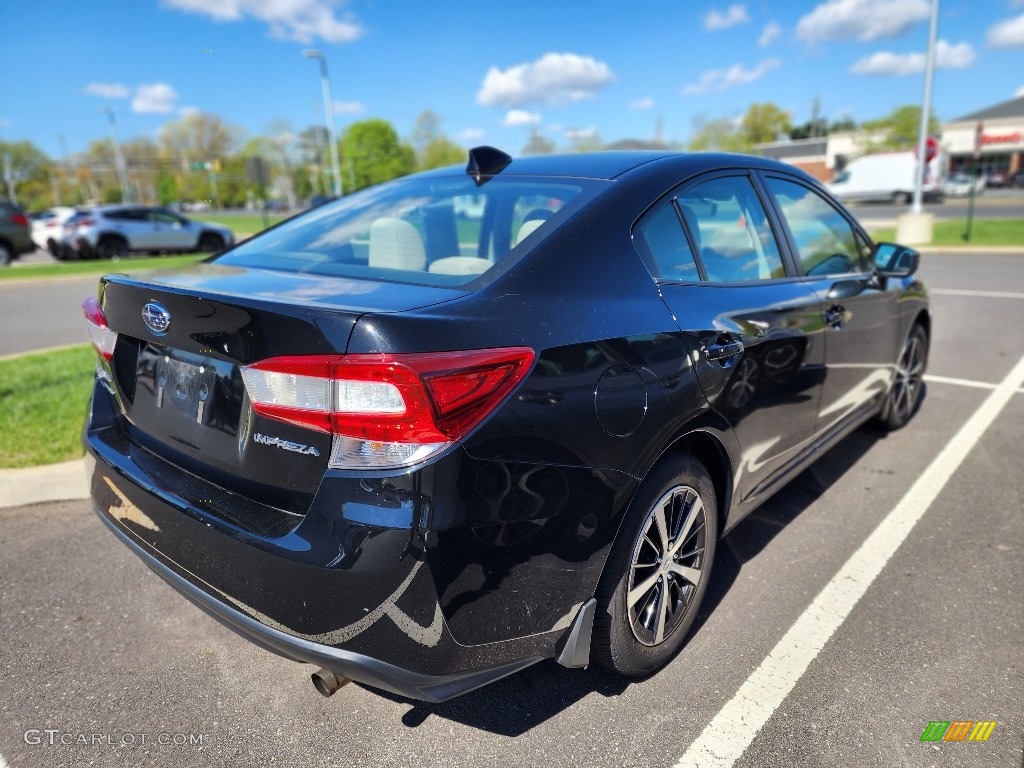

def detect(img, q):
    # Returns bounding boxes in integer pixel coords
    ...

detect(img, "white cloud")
[132,83,178,114]
[179,105,200,118]
[988,13,1024,48]
[85,82,130,99]
[796,0,929,43]
[161,0,361,44]
[850,40,976,76]
[759,21,782,46]
[502,109,541,127]
[459,127,486,142]
[476,53,615,108]
[628,97,655,110]
[705,4,749,30]
[680,58,781,95]
[1016,84,1024,97]
[332,100,365,115]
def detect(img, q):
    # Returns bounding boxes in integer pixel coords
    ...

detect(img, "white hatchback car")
[31,206,77,256]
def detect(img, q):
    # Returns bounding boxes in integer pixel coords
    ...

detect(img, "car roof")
[417,149,815,184]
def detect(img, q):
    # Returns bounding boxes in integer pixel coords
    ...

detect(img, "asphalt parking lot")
[1,252,1022,768]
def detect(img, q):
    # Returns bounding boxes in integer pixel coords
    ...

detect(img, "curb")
[0,458,89,509]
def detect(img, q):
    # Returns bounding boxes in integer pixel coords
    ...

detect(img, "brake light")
[11,213,28,226]
[241,348,535,469]
[82,297,118,360]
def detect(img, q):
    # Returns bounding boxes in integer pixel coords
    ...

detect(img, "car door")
[635,172,827,513]
[759,173,899,436]
[148,209,196,249]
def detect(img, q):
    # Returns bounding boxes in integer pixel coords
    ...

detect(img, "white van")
[827,152,943,204]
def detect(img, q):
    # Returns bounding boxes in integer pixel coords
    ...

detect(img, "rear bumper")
[84,378,590,701]
[92,501,541,702]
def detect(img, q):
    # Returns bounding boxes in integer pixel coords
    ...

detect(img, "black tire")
[878,324,928,430]
[0,242,11,267]
[97,236,128,260]
[197,233,224,253]
[892,191,910,205]
[593,454,718,677]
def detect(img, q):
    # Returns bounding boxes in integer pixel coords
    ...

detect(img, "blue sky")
[2,0,1023,160]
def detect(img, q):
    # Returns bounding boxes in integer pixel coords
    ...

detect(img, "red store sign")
[980,132,1023,145]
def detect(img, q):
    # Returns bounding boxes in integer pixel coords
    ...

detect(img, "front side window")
[215,175,596,287]
[678,176,786,282]
[765,177,868,276]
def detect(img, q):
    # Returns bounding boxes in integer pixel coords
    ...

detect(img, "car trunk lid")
[96,264,466,512]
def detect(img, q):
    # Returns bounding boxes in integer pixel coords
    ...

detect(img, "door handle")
[825,304,846,330]
[705,338,744,366]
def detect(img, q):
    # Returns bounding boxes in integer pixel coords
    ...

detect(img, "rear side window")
[636,203,699,281]
[764,177,869,276]
[679,176,786,282]
[216,176,596,287]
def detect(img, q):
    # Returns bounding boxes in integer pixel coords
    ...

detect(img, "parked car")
[1009,170,1024,189]
[827,152,943,203]
[942,172,986,198]
[84,148,930,702]
[985,171,1008,188]
[61,205,234,259]
[30,206,77,256]
[0,198,34,266]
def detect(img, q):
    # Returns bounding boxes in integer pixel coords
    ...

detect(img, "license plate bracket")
[155,356,217,425]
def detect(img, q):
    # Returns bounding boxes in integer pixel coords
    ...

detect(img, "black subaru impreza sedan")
[83,148,929,702]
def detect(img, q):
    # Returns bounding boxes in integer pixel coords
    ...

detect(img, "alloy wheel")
[627,485,708,646]
[891,332,925,422]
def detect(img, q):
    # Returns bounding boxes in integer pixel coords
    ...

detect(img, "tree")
[740,102,792,146]
[568,129,604,153]
[687,117,749,152]
[522,131,555,156]
[861,105,940,151]
[410,110,465,170]
[0,140,52,207]
[160,112,241,164]
[420,138,465,170]
[341,119,416,191]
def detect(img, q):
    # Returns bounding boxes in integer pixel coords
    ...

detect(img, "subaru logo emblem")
[142,301,171,336]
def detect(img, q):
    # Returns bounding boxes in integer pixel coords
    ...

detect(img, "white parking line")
[930,288,1024,300]
[924,374,1024,395]
[675,354,1024,768]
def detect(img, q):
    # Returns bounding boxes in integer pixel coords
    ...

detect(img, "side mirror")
[873,242,920,278]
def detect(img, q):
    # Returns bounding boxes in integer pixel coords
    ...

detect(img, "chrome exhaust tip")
[311,669,352,697]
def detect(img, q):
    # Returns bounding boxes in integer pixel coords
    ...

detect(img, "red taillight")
[82,297,118,360]
[241,348,535,469]
[11,213,29,226]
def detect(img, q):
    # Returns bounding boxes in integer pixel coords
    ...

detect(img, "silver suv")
[61,205,235,260]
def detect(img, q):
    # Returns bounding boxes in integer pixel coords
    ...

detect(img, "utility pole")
[911,0,940,215]
[2,153,16,204]
[302,49,343,197]
[99,106,131,203]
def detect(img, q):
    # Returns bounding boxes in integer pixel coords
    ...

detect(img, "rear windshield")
[213,174,599,287]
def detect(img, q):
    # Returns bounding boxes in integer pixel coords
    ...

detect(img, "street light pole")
[911,0,940,215]
[303,49,343,197]
[99,106,131,203]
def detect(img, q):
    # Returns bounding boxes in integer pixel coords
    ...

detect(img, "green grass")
[191,213,287,236]
[1,254,209,281]
[0,345,96,468]
[869,218,1024,246]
